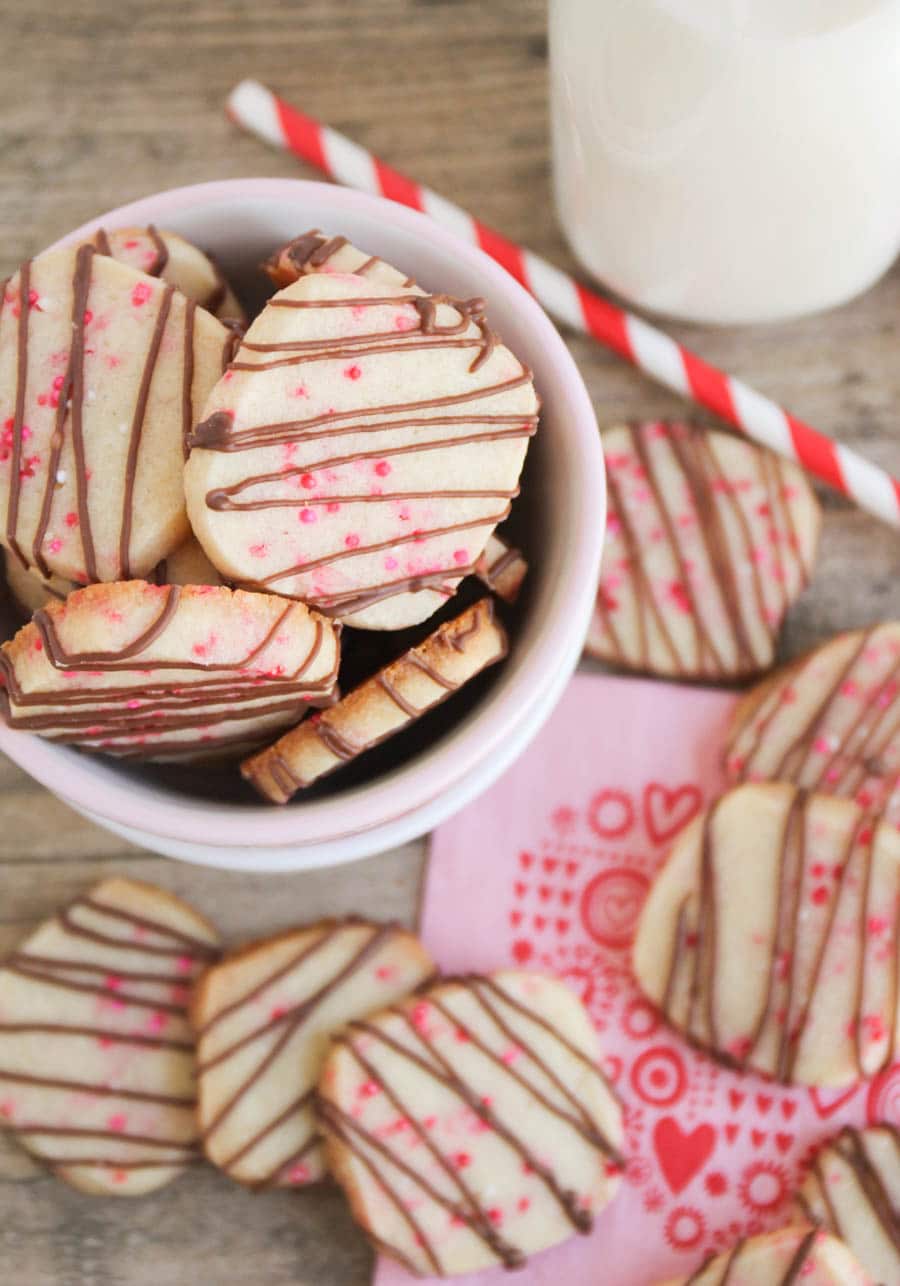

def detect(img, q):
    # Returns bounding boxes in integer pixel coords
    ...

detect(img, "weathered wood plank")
[0,0,897,1281]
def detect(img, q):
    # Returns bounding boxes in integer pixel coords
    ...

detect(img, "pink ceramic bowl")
[0,179,605,870]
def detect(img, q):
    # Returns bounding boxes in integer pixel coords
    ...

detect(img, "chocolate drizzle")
[201,251,228,315]
[651,789,900,1084]
[0,882,219,1180]
[243,598,506,801]
[781,1227,820,1284]
[475,535,527,603]
[0,588,339,759]
[66,244,100,581]
[181,298,196,459]
[2,244,216,584]
[727,625,900,815]
[119,284,174,578]
[317,975,624,1275]
[145,225,169,277]
[194,921,420,1190]
[798,1125,900,1273]
[592,423,814,679]
[281,230,348,275]
[685,1228,820,1286]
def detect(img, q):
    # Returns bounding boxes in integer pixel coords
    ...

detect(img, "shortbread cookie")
[0,580,339,761]
[262,229,414,292]
[587,422,820,679]
[0,877,220,1195]
[795,1126,900,1284]
[242,598,507,802]
[264,238,529,612]
[4,548,75,615]
[474,533,527,604]
[185,267,539,629]
[0,244,231,583]
[659,1226,870,1285]
[726,624,900,821]
[191,919,434,1189]
[90,225,245,323]
[634,783,900,1086]
[317,970,624,1277]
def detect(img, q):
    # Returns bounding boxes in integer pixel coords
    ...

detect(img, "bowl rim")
[0,177,605,850]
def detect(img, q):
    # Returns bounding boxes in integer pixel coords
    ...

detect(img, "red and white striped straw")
[227,79,900,529]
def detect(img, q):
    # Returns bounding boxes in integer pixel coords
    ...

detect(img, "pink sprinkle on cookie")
[317,970,623,1276]
[189,920,434,1190]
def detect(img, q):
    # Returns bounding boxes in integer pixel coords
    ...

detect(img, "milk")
[550,0,900,323]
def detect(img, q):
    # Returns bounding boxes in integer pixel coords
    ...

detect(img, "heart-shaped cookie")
[185,270,539,629]
[587,422,820,679]
[634,782,900,1087]
[0,244,231,583]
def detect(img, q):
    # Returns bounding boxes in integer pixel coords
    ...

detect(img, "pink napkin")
[374,673,894,1286]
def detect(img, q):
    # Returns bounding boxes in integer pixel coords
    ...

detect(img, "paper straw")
[227,79,900,529]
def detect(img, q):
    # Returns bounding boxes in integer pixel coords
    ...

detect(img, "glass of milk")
[550,0,900,324]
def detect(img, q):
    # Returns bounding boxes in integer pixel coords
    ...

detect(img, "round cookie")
[185,270,539,629]
[0,580,340,762]
[795,1125,900,1284]
[725,623,900,821]
[633,782,900,1087]
[0,876,220,1196]
[243,597,507,803]
[190,919,435,1189]
[587,422,820,679]
[659,1226,870,1285]
[317,970,624,1277]
[91,225,245,323]
[0,244,232,583]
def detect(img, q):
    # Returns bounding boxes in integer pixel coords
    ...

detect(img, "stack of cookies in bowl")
[0,226,537,798]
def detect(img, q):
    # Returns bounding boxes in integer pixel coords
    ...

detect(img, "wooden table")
[1,2,898,1281]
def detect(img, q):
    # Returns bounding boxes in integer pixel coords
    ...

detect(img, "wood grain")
[0,0,898,1281]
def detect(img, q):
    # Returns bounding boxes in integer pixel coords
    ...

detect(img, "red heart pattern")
[809,1085,861,1119]
[653,1118,716,1194]
[643,782,703,845]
